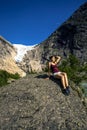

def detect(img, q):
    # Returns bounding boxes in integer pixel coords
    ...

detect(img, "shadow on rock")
[35,74,49,79]
[35,74,64,94]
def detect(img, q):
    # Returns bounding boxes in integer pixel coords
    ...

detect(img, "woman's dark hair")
[49,56,53,60]
[49,55,56,60]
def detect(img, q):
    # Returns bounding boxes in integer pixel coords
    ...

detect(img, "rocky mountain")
[0,36,26,77]
[20,2,87,73]
[0,73,87,130]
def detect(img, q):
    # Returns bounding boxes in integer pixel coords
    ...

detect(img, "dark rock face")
[21,2,87,72]
[41,2,87,62]
[0,73,87,130]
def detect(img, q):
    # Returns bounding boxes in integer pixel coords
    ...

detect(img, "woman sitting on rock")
[48,55,70,95]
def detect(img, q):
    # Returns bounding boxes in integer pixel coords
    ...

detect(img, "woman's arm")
[55,56,61,64]
[48,62,51,77]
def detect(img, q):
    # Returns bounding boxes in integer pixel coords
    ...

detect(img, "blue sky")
[0,0,86,45]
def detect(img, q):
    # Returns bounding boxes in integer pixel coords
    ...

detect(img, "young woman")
[48,55,70,95]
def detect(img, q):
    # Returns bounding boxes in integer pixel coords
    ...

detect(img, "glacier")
[13,44,35,62]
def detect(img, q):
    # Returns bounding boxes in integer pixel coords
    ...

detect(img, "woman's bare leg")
[61,72,69,87]
[54,74,66,89]
[54,73,70,95]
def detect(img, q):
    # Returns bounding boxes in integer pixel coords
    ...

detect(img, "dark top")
[51,64,60,73]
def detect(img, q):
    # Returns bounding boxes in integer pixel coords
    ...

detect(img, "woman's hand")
[55,56,61,64]
[56,56,61,59]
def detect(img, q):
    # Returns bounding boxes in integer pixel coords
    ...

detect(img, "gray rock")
[0,73,87,130]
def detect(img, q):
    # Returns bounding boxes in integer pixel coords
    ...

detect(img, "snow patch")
[13,44,35,62]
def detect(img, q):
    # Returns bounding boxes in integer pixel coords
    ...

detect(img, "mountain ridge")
[19,2,87,73]
[0,3,87,73]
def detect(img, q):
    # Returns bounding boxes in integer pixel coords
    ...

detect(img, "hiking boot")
[66,86,70,94]
[62,89,69,96]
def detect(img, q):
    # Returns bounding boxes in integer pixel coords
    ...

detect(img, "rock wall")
[0,36,26,77]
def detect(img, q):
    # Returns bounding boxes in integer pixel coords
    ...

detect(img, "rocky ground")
[0,73,87,130]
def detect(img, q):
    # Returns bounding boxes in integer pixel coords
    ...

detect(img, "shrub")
[0,70,20,87]
[59,54,86,84]
[9,73,20,79]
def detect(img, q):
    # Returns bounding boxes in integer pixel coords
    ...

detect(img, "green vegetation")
[59,54,87,84]
[0,70,20,87]
[45,54,87,85]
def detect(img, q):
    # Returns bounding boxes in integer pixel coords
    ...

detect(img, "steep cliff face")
[0,36,16,58]
[20,2,87,72]
[40,2,87,62]
[0,36,26,77]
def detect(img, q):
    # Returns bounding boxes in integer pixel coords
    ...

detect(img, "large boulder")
[0,73,87,129]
